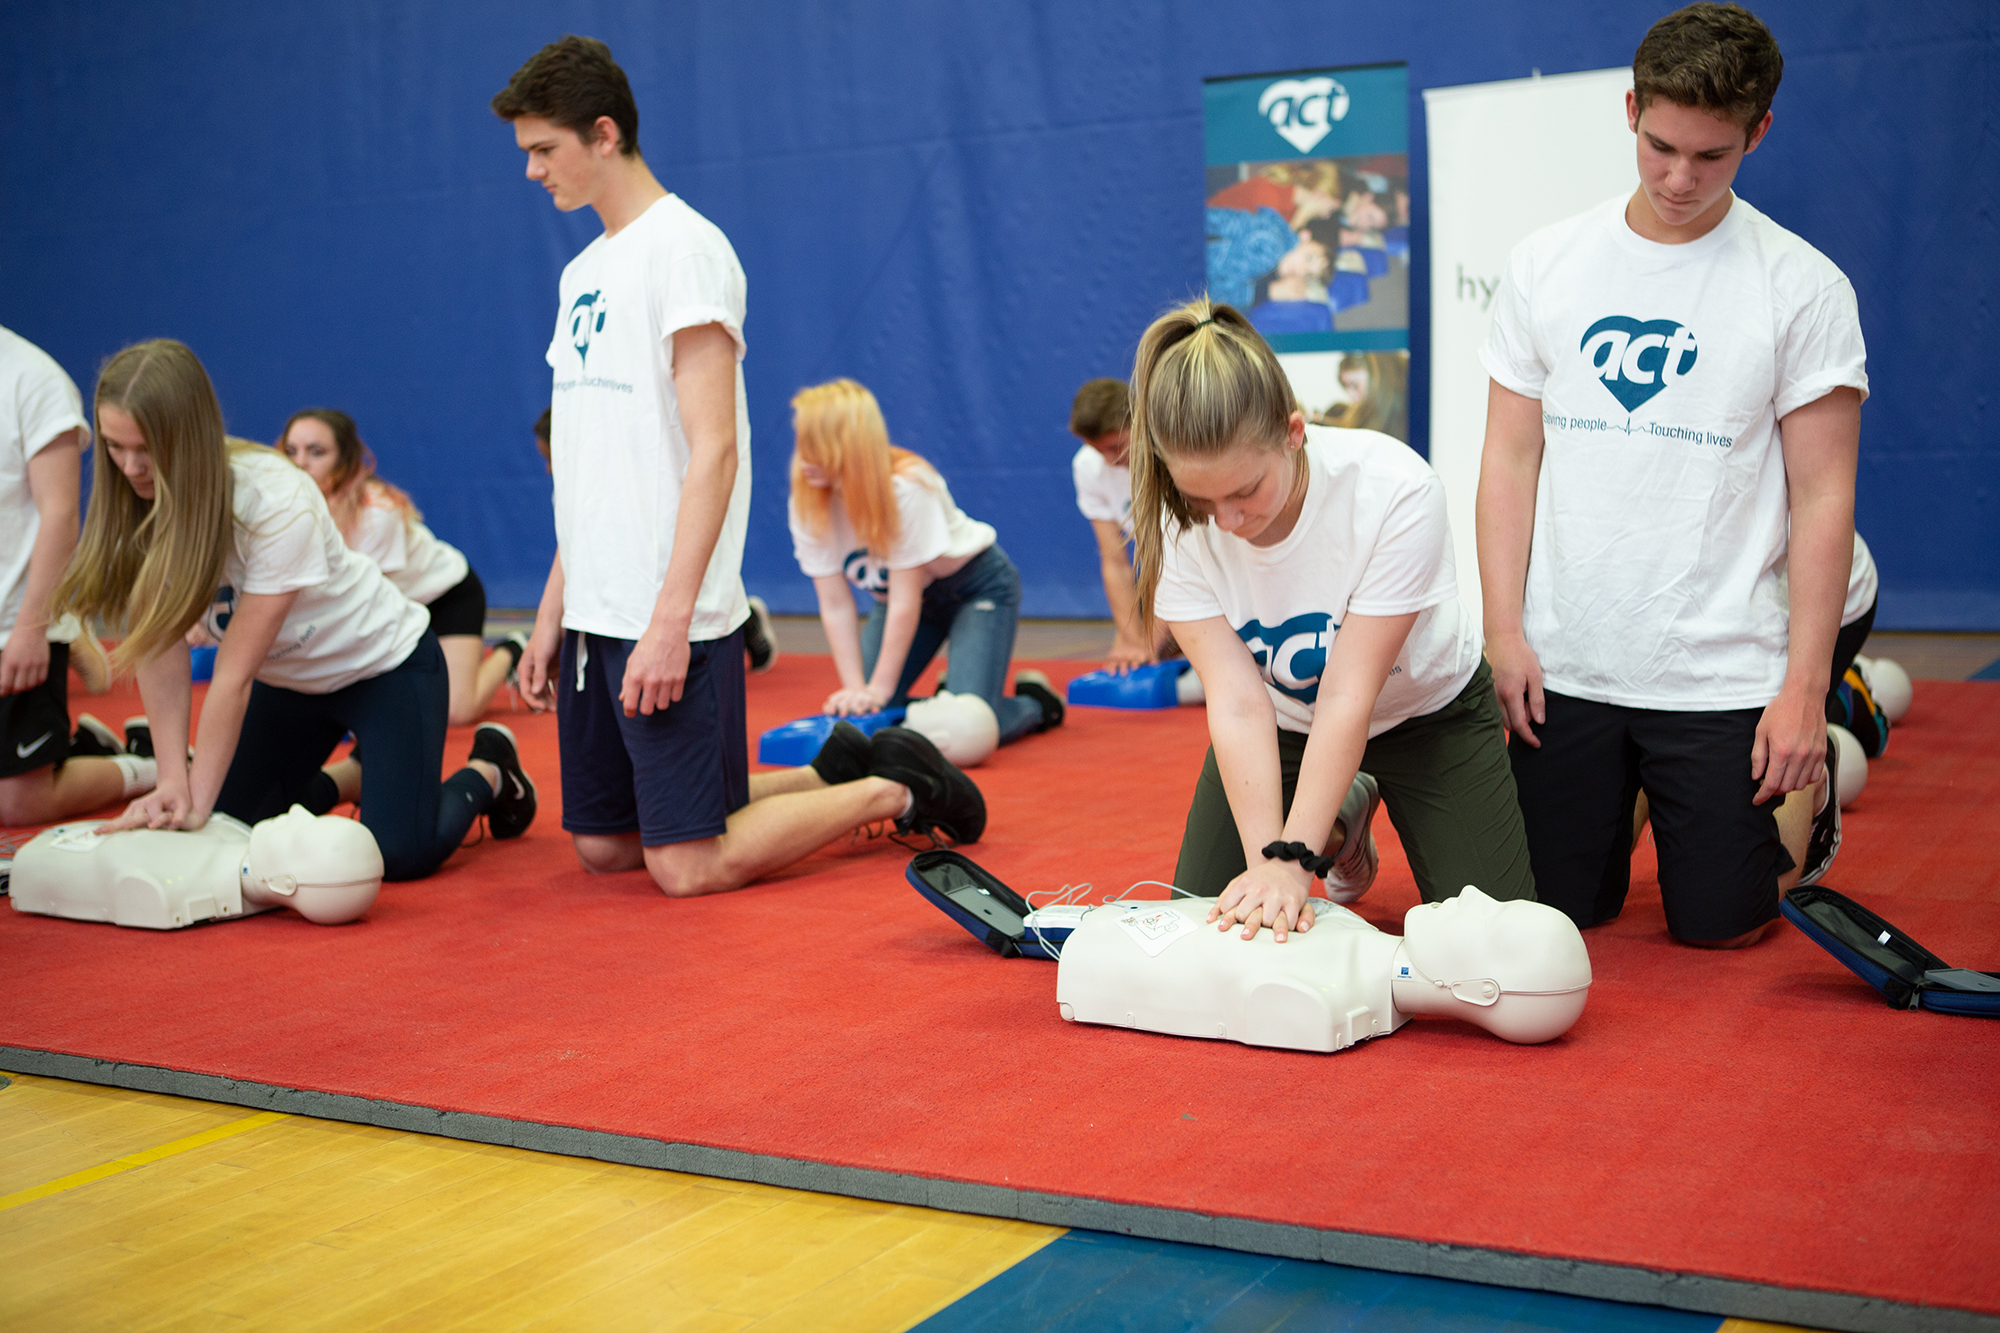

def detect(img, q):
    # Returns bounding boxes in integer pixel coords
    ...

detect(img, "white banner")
[1423,67,1635,621]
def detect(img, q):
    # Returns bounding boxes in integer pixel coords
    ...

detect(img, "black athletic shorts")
[1508,690,1795,943]
[425,567,487,639]
[0,641,71,779]
[556,627,750,846]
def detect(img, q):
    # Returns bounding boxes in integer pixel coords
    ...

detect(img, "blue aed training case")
[904,849,1072,960]
[756,708,905,767]
[1065,660,1189,709]
[1781,886,2000,1016]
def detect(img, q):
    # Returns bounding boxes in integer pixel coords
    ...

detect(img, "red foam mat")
[5,658,1997,1320]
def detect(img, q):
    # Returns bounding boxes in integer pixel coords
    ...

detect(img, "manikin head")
[902,691,999,768]
[1391,886,1593,1043]
[242,806,384,925]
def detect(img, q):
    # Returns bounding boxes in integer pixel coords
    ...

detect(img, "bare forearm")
[1208,686,1286,862]
[1099,554,1143,645]
[1784,495,1852,698]
[651,447,735,636]
[1286,702,1370,851]
[818,593,867,689]
[537,553,566,627]
[866,593,922,700]
[135,647,194,789]
[19,507,78,639]
[1476,459,1537,642]
[189,675,253,817]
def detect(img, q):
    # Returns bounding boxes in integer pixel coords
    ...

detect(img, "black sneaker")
[811,720,874,785]
[1796,730,1841,888]
[1013,670,1065,733]
[70,714,125,758]
[743,595,779,674]
[122,716,153,759]
[470,723,537,839]
[871,726,986,845]
[499,632,530,686]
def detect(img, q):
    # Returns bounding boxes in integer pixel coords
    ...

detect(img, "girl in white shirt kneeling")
[1132,299,1534,940]
[787,379,1060,749]
[53,341,536,880]
[277,409,522,727]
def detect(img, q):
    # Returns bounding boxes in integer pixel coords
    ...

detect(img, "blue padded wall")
[2,1,1993,625]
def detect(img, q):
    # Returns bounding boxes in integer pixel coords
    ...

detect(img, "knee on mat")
[574,837,643,876]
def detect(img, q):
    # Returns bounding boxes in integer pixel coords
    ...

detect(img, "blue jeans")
[860,544,1042,746]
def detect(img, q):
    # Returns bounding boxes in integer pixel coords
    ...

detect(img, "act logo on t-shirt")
[569,291,608,370]
[842,547,890,597]
[1237,612,1335,703]
[1579,316,1699,412]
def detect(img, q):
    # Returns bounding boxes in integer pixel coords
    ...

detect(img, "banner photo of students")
[1203,62,1409,442]
[1422,67,1635,616]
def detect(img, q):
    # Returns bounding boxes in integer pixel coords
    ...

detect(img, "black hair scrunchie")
[1262,840,1336,879]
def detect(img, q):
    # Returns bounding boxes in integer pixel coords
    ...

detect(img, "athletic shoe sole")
[1324,771,1381,904]
[810,720,874,786]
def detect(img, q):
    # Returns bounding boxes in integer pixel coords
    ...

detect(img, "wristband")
[1261,840,1336,879]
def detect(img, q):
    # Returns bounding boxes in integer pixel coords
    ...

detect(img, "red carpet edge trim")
[2,1045,1985,1333]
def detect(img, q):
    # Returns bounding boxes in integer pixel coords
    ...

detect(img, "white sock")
[898,787,915,820]
[111,753,157,797]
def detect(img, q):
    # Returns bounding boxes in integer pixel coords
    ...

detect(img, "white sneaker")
[1324,772,1381,904]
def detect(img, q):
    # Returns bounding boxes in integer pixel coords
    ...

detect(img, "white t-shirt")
[348,493,470,605]
[547,194,752,643]
[1153,427,1482,738]
[199,449,430,693]
[0,327,88,639]
[1481,193,1869,710]
[1072,443,1134,539]
[788,465,998,598]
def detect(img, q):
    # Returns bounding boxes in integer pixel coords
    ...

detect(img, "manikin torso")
[1055,887,1592,1053]
[9,806,383,929]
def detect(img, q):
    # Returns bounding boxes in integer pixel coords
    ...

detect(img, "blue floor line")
[916,1231,1726,1333]
[1971,657,2000,681]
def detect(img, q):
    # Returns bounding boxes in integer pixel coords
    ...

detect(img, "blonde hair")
[1129,297,1300,638]
[789,379,929,556]
[53,340,242,674]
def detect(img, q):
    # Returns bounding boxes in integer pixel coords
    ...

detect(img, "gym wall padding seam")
[3,1045,1990,1333]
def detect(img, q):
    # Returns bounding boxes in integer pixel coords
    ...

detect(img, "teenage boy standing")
[493,37,982,896]
[1476,3,1864,948]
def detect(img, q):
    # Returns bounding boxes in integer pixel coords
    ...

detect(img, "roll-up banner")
[1204,63,1410,445]
[1422,67,1636,617]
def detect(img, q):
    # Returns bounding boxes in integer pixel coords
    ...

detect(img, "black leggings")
[215,632,491,881]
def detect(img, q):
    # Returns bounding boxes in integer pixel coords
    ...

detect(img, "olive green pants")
[1173,659,1536,903]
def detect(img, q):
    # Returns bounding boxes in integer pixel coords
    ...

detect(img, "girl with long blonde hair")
[1129,299,1532,941]
[52,340,538,880]
[787,379,1058,748]
[277,408,523,726]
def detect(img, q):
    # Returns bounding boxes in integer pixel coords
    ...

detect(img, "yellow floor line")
[0,1109,288,1213]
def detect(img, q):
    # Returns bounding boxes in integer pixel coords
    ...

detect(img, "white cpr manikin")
[903,691,1000,767]
[1055,886,1592,1052]
[9,805,384,929]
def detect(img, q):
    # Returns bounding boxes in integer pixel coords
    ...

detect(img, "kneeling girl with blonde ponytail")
[1132,299,1533,941]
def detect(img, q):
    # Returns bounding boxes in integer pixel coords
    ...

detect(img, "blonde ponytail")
[1129,296,1298,639]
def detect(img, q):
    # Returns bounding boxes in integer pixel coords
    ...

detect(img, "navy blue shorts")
[556,627,750,846]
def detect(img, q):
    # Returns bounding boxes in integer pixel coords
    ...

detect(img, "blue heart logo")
[1579,316,1699,412]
